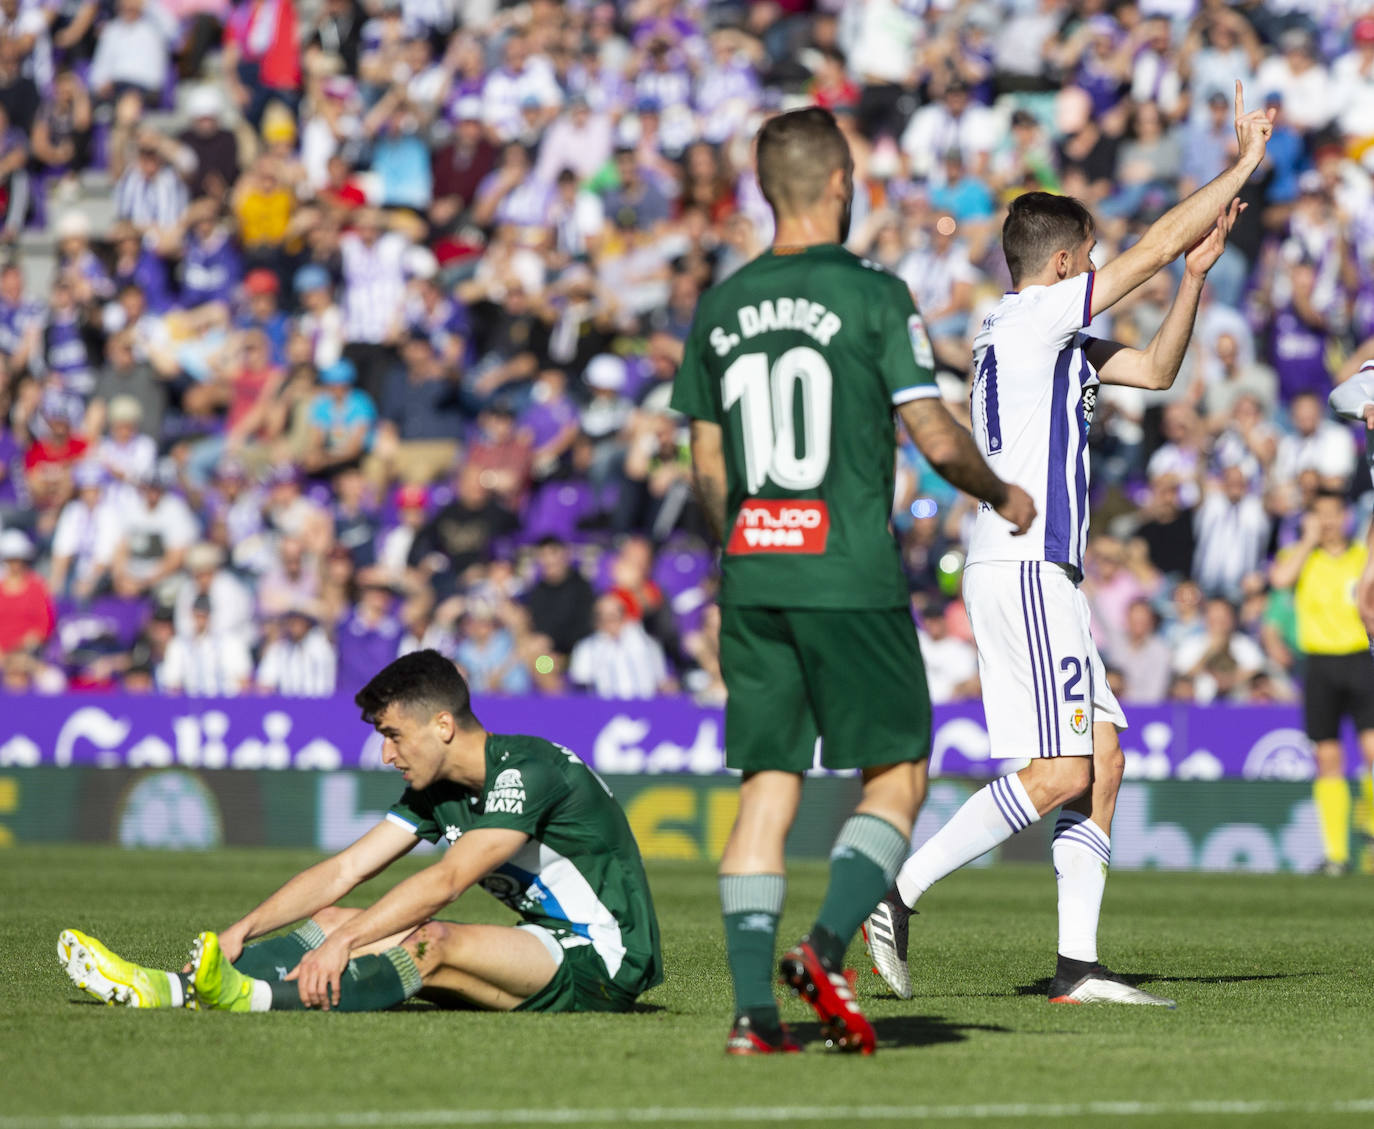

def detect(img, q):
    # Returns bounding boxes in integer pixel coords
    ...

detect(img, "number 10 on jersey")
[722,347,833,494]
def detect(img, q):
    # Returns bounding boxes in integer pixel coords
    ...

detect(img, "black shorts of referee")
[1303,651,1374,743]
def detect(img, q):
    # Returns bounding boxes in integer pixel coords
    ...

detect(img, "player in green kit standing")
[671,107,1035,1055]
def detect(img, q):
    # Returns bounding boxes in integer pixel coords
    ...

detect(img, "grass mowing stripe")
[7,1103,1374,1129]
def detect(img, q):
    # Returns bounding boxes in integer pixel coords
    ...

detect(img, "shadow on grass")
[1012,971,1315,996]
[789,1014,1011,1050]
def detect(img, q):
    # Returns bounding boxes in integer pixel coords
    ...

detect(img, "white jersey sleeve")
[967,274,1100,574]
[1330,363,1374,421]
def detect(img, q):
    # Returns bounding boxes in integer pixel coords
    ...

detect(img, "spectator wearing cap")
[95,396,156,506]
[174,86,241,202]
[179,198,244,310]
[524,535,594,660]
[293,264,344,370]
[172,539,255,649]
[114,131,188,239]
[87,331,165,439]
[159,591,254,696]
[235,267,290,363]
[223,0,301,130]
[89,0,174,111]
[340,208,409,404]
[374,332,464,486]
[50,461,122,599]
[300,75,359,195]
[375,482,428,575]
[0,529,54,655]
[454,599,532,696]
[110,465,199,598]
[1258,28,1331,135]
[256,607,336,696]
[568,592,673,699]
[301,357,377,477]
[429,96,498,232]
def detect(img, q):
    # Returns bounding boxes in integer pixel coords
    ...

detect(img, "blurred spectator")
[1114,598,1172,704]
[114,132,188,238]
[110,467,198,599]
[172,540,254,648]
[159,593,254,695]
[256,608,336,696]
[223,0,301,129]
[1193,461,1272,600]
[175,86,240,202]
[454,600,531,695]
[0,529,54,654]
[916,597,979,704]
[569,593,673,699]
[1172,596,1266,704]
[89,0,174,111]
[523,536,594,659]
[49,461,120,599]
[1273,391,1357,491]
[340,208,408,403]
[336,578,404,695]
[301,357,376,478]
[374,333,463,484]
[410,467,518,594]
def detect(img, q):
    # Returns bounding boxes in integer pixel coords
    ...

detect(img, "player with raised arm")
[671,107,1034,1055]
[1330,359,1374,650]
[864,82,1274,1007]
[59,650,662,1016]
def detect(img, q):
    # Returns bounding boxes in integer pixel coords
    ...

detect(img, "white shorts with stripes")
[964,560,1127,759]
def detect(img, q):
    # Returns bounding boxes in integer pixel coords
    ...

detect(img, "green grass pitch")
[3,846,1372,1129]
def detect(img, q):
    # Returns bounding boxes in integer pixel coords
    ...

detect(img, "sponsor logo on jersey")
[726,499,831,554]
[1069,707,1089,735]
[1081,385,1097,431]
[486,768,526,814]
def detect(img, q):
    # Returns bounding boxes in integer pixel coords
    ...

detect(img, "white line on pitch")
[5,1101,1374,1129]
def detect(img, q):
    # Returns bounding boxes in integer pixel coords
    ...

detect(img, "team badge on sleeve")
[1069,708,1089,736]
[908,314,935,370]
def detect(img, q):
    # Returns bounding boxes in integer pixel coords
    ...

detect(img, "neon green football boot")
[58,929,180,1008]
[189,931,255,1012]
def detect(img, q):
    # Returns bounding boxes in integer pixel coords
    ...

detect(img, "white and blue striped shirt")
[114,166,187,231]
[967,272,1098,575]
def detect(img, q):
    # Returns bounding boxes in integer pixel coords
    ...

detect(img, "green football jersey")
[670,243,938,609]
[387,734,663,996]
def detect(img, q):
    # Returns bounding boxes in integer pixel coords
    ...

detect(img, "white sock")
[250,979,273,1012]
[896,772,1040,906]
[1052,811,1111,963]
[164,971,183,1008]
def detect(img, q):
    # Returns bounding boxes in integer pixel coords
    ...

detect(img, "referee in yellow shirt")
[1271,489,1374,874]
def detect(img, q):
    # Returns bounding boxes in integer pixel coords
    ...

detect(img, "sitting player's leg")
[192,920,559,1013]
[717,606,812,1054]
[59,930,186,1008]
[777,607,929,1053]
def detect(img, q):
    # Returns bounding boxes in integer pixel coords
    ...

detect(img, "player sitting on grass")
[59,650,663,1014]
[864,81,1274,1008]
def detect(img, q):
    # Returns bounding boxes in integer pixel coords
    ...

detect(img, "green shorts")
[718,605,932,774]
[514,929,640,1014]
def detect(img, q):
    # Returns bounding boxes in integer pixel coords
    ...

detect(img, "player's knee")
[1026,757,1091,810]
[401,920,452,975]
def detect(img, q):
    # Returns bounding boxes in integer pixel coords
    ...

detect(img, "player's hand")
[1234,81,1275,165]
[1363,404,1374,432]
[996,484,1036,536]
[1299,511,1322,547]
[286,935,350,1010]
[1184,198,1246,278]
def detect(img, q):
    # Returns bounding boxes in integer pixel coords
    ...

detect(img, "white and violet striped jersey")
[967,271,1099,576]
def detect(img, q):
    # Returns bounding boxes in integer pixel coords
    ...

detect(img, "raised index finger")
[1235,79,1244,119]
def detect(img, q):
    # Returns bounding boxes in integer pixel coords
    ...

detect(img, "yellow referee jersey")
[1291,542,1369,655]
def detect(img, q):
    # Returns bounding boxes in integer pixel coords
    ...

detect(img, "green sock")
[268,946,423,1012]
[721,874,786,1024]
[232,920,327,981]
[812,814,910,968]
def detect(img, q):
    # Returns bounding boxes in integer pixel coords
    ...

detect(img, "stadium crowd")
[0,0,1372,705]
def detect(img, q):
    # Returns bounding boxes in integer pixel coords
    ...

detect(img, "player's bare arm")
[687,419,728,543]
[897,397,1036,535]
[1089,81,1272,318]
[1090,199,1245,392]
[290,826,529,1009]
[216,820,419,965]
